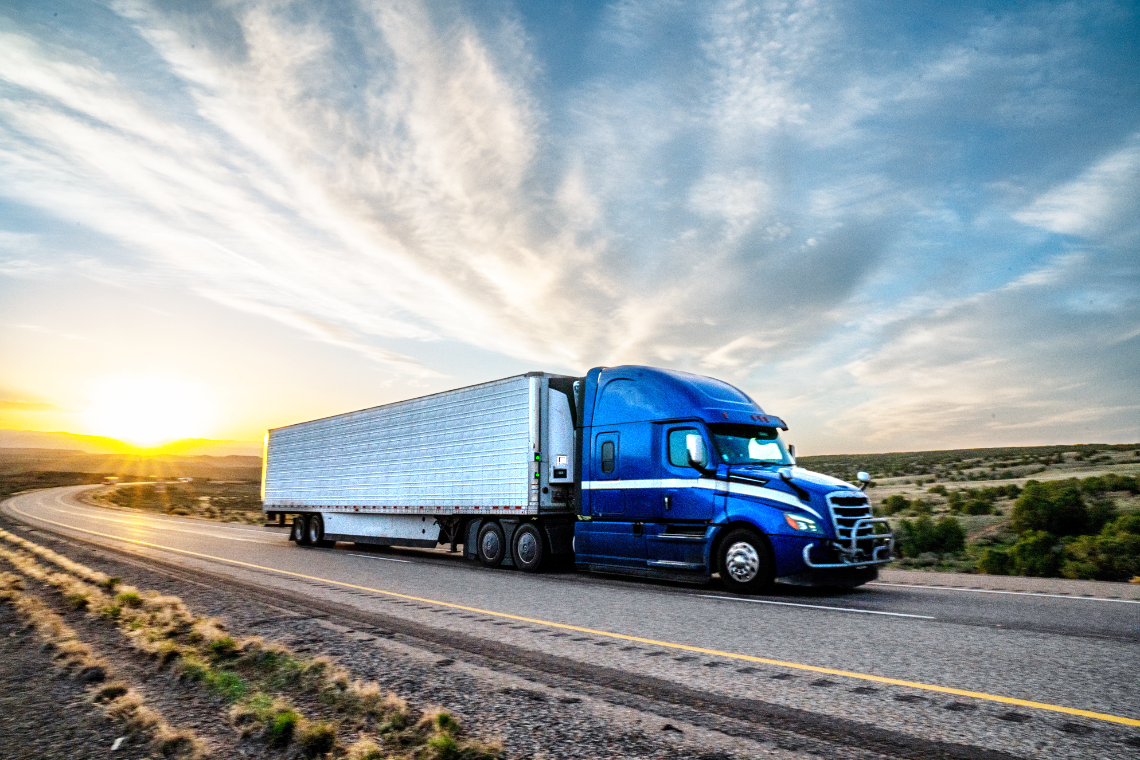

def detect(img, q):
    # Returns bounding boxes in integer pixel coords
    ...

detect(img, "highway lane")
[5,486,1139,758]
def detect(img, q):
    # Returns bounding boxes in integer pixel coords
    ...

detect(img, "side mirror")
[857,471,871,491]
[685,434,709,471]
[788,443,796,461]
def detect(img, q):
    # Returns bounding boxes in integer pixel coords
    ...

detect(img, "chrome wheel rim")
[481,531,500,559]
[725,541,760,583]
[517,531,538,564]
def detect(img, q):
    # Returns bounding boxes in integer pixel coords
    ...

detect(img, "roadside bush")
[1060,515,1140,582]
[1079,473,1139,495]
[927,485,948,496]
[896,516,966,557]
[267,708,301,748]
[298,720,338,758]
[960,499,993,516]
[1008,531,1063,577]
[977,548,1012,575]
[880,495,911,515]
[1011,480,1088,537]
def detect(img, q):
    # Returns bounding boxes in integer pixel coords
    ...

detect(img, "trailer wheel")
[477,522,505,567]
[717,528,773,594]
[306,514,333,548]
[293,516,310,546]
[512,523,545,573]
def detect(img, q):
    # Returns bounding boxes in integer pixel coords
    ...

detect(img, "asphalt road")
[5,486,1139,759]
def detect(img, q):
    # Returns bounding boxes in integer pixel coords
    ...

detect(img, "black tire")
[512,523,545,573]
[717,528,773,594]
[293,515,311,546]
[306,514,333,548]
[477,521,505,567]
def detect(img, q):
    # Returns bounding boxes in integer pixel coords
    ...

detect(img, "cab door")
[645,425,717,569]
[660,425,718,520]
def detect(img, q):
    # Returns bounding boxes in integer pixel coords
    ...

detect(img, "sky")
[0,0,1138,455]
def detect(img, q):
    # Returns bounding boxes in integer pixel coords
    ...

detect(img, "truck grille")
[803,492,893,569]
[827,493,874,542]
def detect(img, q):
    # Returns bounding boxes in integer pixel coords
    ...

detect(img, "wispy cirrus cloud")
[0,0,1137,449]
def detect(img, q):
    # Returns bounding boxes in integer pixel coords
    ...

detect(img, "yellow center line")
[7,494,1140,728]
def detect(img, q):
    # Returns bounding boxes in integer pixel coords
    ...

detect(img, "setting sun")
[87,378,212,446]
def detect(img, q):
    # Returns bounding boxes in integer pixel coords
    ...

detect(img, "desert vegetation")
[0,528,501,758]
[800,443,1139,485]
[874,474,1140,581]
[99,480,265,524]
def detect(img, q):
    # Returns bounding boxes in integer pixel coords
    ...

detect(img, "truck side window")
[668,428,699,468]
[600,440,616,474]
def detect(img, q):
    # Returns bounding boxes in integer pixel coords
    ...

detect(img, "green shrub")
[298,721,338,758]
[961,499,992,516]
[65,592,89,610]
[207,636,239,659]
[100,605,122,620]
[927,485,948,496]
[880,495,911,515]
[267,709,301,747]
[1009,531,1063,577]
[1086,498,1118,533]
[1060,515,1140,581]
[977,548,1012,575]
[896,516,965,557]
[1012,481,1088,537]
[427,733,460,760]
[910,498,933,515]
[205,670,248,701]
[114,591,143,608]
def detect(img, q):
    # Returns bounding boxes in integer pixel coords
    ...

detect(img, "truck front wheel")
[717,528,773,594]
[512,523,545,573]
[477,522,505,567]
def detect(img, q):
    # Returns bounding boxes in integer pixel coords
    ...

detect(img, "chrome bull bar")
[802,516,894,568]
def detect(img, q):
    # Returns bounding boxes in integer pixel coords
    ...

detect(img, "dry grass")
[0,563,206,758]
[0,528,500,759]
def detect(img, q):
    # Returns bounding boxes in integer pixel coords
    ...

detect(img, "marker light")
[785,512,820,532]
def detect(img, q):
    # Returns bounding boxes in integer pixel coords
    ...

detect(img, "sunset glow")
[86,378,211,447]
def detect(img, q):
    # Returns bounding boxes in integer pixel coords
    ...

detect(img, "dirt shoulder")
[876,568,1140,600]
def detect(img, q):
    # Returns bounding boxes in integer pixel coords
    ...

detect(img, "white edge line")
[868,582,1140,604]
[346,553,412,564]
[698,594,935,619]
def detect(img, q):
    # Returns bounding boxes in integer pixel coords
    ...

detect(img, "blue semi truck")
[263,366,893,591]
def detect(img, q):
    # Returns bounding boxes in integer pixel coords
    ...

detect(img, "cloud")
[1014,132,1140,238]
[0,398,63,412]
[0,1,1136,450]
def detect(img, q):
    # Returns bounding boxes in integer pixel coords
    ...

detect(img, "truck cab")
[572,366,892,591]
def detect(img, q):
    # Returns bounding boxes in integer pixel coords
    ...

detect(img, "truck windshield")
[709,424,794,466]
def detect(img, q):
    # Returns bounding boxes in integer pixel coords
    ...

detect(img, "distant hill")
[0,429,262,457]
[0,447,261,482]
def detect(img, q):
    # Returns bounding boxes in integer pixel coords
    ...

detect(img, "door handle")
[664,494,672,511]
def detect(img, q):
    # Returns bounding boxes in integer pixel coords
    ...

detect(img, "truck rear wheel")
[477,522,505,567]
[512,523,545,573]
[306,514,333,548]
[292,515,310,546]
[717,528,773,594]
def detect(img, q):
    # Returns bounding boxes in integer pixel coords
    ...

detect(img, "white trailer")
[262,372,578,570]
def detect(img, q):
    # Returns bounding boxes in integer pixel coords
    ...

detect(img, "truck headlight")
[784,512,820,532]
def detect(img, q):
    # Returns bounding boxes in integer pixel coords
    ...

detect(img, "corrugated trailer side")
[263,374,538,518]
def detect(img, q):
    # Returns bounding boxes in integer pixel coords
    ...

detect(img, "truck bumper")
[777,564,879,588]
[769,533,890,588]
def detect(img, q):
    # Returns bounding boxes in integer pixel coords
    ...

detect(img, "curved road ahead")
[4,486,1139,758]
